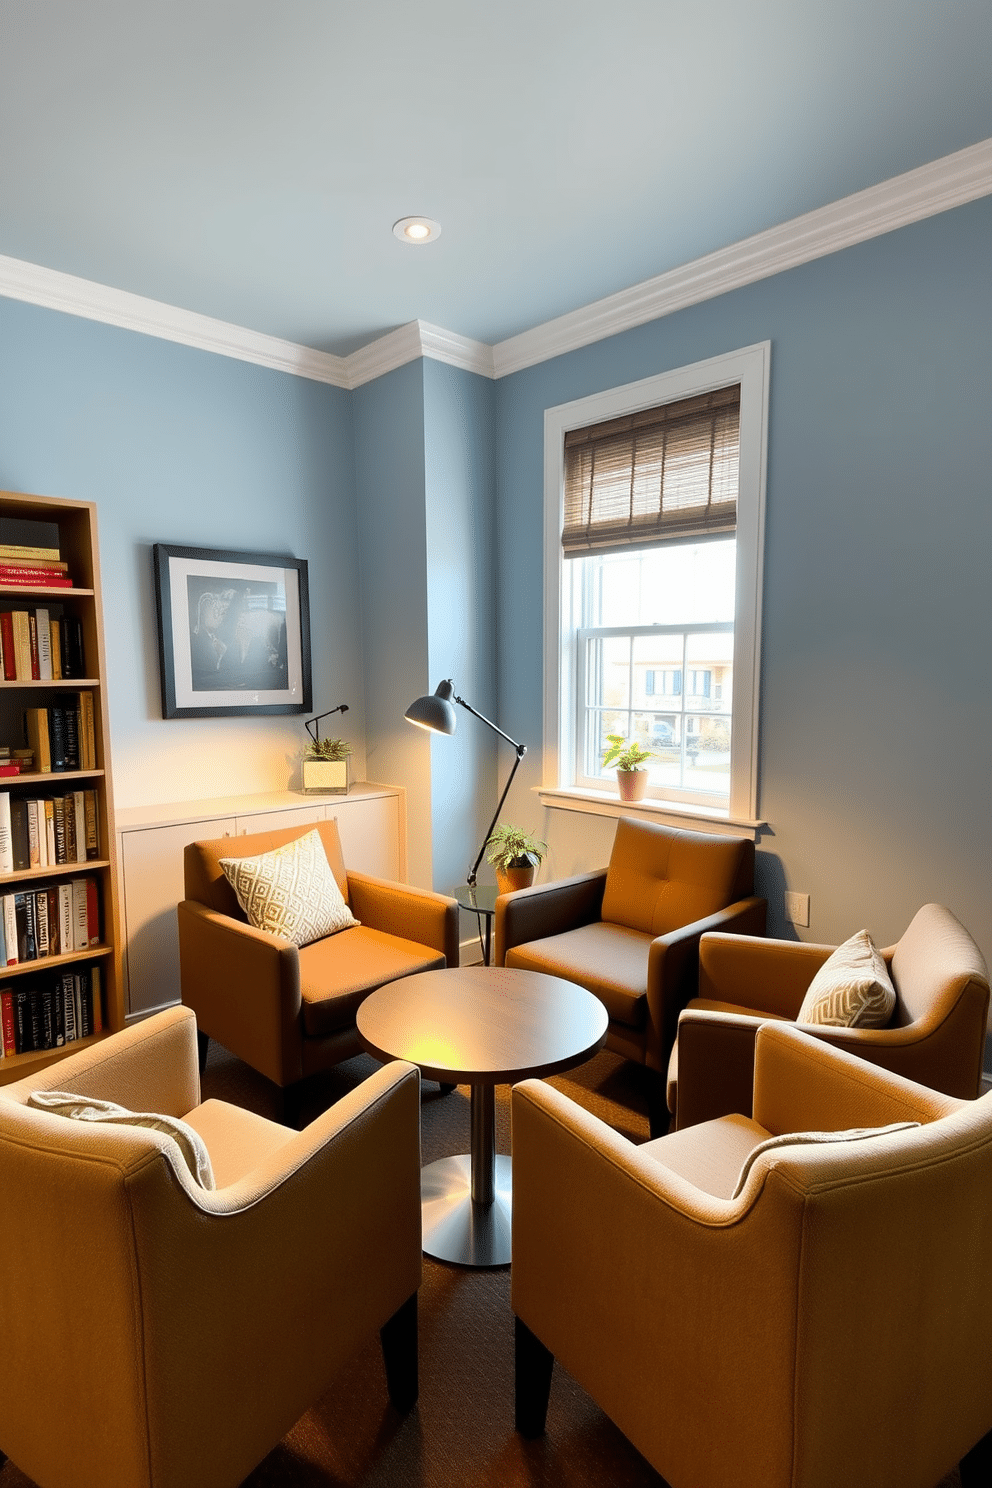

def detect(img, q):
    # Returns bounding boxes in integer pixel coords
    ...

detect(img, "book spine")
[73,792,87,863]
[61,969,77,1042]
[47,884,60,956]
[28,988,43,1050]
[90,965,102,1034]
[0,611,15,679]
[0,791,12,874]
[85,877,100,945]
[63,793,77,864]
[3,894,18,964]
[84,789,99,859]
[0,562,69,578]
[15,891,37,962]
[0,575,73,589]
[49,617,62,679]
[79,691,96,770]
[49,706,67,771]
[0,987,15,1055]
[13,985,30,1052]
[44,798,55,862]
[60,617,84,678]
[12,610,32,679]
[53,795,67,863]
[64,703,80,770]
[36,607,51,679]
[10,798,29,870]
[27,612,39,679]
[40,983,55,1048]
[35,888,50,957]
[52,976,65,1046]
[26,799,40,867]
[72,878,88,951]
[75,973,89,1040]
[24,706,52,773]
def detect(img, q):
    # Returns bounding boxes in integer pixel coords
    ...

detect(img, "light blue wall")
[494,197,992,977]
[423,358,497,890]
[0,297,360,806]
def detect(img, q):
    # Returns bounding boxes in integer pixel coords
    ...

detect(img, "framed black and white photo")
[153,543,312,718]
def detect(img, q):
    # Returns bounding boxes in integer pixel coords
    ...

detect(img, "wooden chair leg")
[380,1292,418,1412]
[960,1425,992,1487]
[196,1030,209,1073]
[515,1315,554,1438]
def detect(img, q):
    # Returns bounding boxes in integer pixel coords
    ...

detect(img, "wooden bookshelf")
[0,491,123,1080]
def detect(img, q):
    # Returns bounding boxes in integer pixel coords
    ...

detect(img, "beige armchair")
[496,817,765,1133]
[670,901,990,1129]
[512,1020,992,1488]
[0,1006,422,1488]
[178,818,460,1108]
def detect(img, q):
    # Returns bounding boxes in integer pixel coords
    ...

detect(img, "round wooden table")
[357,966,608,1267]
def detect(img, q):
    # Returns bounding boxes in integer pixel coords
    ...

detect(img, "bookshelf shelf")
[0,491,122,1076]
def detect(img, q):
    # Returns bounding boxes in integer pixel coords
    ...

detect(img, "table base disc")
[421,1153,513,1268]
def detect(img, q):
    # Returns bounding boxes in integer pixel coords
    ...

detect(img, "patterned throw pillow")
[220,829,359,948]
[28,1089,216,1189]
[732,1121,920,1199]
[796,928,897,1029]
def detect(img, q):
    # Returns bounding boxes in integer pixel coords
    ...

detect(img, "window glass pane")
[583,540,736,628]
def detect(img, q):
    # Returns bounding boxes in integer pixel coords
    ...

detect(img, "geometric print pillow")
[796,928,897,1029]
[220,829,359,948]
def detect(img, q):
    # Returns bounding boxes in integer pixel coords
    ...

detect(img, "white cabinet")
[116,785,406,1019]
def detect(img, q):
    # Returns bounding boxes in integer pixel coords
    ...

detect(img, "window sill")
[534,785,766,841]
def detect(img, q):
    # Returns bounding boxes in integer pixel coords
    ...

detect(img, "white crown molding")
[346,320,494,387]
[491,137,992,377]
[0,253,351,387]
[1,139,988,387]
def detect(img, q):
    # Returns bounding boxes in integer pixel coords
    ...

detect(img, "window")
[542,344,769,825]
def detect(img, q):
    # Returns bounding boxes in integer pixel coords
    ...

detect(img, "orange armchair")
[670,901,990,1129]
[178,818,459,1106]
[496,816,765,1134]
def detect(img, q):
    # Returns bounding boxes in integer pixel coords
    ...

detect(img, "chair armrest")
[177,900,304,1086]
[698,931,836,1017]
[346,873,460,966]
[642,896,767,1074]
[495,869,607,965]
[752,1023,961,1135]
[5,1005,201,1117]
[674,1009,767,1128]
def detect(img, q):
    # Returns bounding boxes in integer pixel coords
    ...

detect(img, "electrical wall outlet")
[784,891,810,927]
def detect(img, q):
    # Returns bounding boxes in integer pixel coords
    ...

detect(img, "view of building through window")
[573,538,737,804]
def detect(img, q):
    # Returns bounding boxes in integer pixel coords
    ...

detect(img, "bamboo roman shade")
[562,384,741,557]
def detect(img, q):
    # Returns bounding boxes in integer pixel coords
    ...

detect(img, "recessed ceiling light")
[393,216,442,245]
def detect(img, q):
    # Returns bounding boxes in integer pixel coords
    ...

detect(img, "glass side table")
[451,884,498,967]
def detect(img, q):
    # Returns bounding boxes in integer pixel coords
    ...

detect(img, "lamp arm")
[305,704,349,745]
[468,742,527,887]
[452,693,523,753]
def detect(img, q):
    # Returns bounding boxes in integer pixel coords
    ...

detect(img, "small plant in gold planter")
[302,736,352,795]
[601,732,654,802]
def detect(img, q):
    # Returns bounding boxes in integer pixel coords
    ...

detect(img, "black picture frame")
[153,543,312,719]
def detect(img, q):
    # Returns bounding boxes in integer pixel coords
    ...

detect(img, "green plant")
[303,736,352,761]
[601,732,653,772]
[484,823,547,873]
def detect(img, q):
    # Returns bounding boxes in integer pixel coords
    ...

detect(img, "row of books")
[0,790,100,872]
[24,695,97,772]
[0,877,100,964]
[0,517,75,592]
[0,967,103,1057]
[0,608,86,681]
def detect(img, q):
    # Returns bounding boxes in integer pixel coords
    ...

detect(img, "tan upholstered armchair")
[178,818,459,1107]
[0,1006,422,1488]
[512,1021,992,1488]
[496,817,765,1133]
[670,901,990,1129]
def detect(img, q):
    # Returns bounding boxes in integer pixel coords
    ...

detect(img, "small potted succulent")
[602,732,654,802]
[485,824,547,894]
[301,735,352,795]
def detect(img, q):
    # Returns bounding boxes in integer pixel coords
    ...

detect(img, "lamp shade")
[405,679,457,735]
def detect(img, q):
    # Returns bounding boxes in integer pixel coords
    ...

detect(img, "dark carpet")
[1,1043,964,1488]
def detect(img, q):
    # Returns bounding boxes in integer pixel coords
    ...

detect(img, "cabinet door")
[120,817,236,1016]
[234,805,326,835]
[330,795,401,880]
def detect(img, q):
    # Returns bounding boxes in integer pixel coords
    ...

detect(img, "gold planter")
[495,863,537,894]
[302,758,349,795]
[616,769,648,803]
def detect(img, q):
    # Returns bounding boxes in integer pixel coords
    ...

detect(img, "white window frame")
[541,342,770,832]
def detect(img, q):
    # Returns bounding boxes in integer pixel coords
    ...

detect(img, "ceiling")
[1,1,990,358]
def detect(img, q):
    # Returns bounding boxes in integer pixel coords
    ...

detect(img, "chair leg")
[515,1315,554,1438]
[960,1426,992,1487]
[196,1030,210,1073]
[380,1292,418,1412]
[279,1082,304,1130]
[438,1082,456,1096]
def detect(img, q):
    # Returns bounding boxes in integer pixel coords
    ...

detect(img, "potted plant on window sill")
[485,824,547,894]
[602,733,654,803]
[301,736,352,795]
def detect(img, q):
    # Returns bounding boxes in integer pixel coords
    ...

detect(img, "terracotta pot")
[616,769,648,803]
[495,863,537,895]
